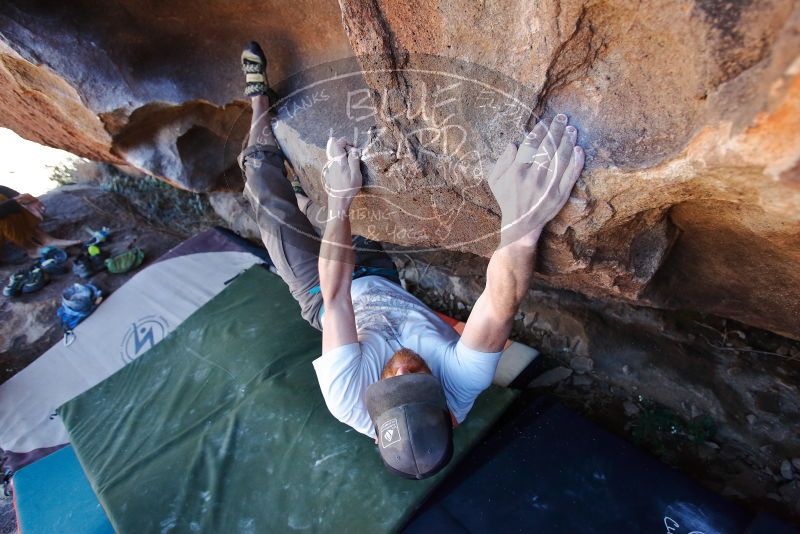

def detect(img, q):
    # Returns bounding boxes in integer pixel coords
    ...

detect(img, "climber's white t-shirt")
[312,276,502,439]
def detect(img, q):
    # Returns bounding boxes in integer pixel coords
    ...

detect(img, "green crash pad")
[59,266,516,533]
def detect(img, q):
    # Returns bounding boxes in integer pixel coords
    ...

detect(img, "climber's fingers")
[488,142,518,186]
[347,146,362,181]
[538,114,567,162]
[559,145,584,197]
[526,147,552,189]
[526,114,567,188]
[543,124,577,194]
[513,120,548,165]
[326,135,349,162]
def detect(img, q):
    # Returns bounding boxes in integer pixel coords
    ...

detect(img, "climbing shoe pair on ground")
[2,246,71,296]
[4,244,95,296]
[3,267,48,297]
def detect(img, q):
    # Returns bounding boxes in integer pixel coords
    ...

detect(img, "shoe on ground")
[37,246,69,275]
[21,267,49,294]
[38,246,68,263]
[73,253,105,279]
[3,270,27,297]
[40,258,67,275]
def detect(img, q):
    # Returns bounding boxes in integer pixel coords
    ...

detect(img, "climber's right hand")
[322,136,362,216]
[487,114,584,248]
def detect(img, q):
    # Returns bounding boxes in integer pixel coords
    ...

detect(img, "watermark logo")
[223,53,578,255]
[120,315,169,363]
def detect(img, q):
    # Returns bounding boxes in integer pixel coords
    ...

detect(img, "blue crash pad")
[13,445,112,534]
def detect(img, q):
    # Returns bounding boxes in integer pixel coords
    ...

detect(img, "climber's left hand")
[488,114,584,248]
[323,136,362,216]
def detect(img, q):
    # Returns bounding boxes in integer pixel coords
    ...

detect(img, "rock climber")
[237,42,584,479]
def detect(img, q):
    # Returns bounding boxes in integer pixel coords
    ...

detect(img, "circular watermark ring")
[221,53,567,255]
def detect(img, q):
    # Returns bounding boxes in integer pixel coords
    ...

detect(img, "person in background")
[0,185,79,257]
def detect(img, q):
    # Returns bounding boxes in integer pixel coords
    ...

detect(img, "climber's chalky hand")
[323,136,362,217]
[488,114,584,248]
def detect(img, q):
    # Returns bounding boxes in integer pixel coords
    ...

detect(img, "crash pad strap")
[60,266,516,533]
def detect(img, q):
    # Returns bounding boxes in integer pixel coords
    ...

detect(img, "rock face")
[0,0,352,190]
[1,1,799,340]
[330,0,800,340]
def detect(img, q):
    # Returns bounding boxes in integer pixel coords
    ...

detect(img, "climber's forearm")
[319,203,355,303]
[487,238,538,316]
[319,137,363,350]
[461,229,540,352]
[319,201,358,351]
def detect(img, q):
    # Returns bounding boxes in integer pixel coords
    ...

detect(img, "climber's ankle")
[251,94,269,106]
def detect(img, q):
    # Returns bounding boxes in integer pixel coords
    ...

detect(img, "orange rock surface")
[0,0,798,338]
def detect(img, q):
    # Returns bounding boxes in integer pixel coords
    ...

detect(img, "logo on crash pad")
[380,418,402,448]
[121,315,169,363]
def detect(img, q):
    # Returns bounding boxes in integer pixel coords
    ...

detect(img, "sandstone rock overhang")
[0,0,798,339]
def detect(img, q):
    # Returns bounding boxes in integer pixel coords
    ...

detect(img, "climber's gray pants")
[239,143,396,331]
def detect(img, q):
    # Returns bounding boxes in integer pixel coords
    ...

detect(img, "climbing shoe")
[38,246,68,263]
[37,246,69,275]
[3,270,27,297]
[242,41,269,97]
[21,267,48,294]
[242,41,279,103]
[73,252,105,279]
[105,247,145,274]
[40,258,67,275]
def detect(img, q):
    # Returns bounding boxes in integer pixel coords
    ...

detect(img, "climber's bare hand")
[488,114,584,248]
[323,136,362,216]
